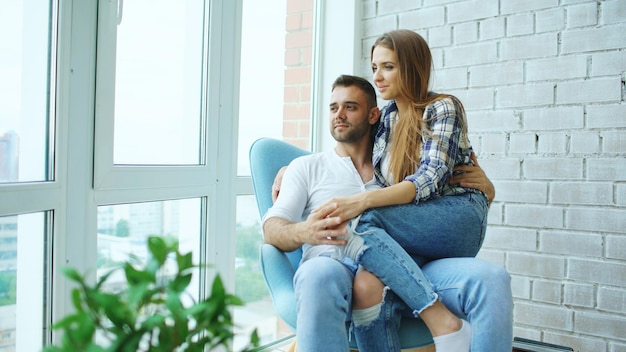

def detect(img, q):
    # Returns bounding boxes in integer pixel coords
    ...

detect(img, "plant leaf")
[62,267,84,283]
[148,236,168,265]
[124,262,155,285]
[168,272,192,293]
[70,288,84,312]
[210,275,226,301]
[177,251,194,272]
[92,292,130,329]
[95,267,122,290]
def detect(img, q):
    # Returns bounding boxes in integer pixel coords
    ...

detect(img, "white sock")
[432,319,472,352]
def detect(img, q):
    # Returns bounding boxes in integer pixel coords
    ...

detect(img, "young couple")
[263,30,513,352]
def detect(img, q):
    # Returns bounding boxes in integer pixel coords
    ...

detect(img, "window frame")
[56,0,242,345]
[0,0,365,349]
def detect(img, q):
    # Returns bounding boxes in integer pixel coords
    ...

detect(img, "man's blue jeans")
[293,256,512,352]
[294,193,512,351]
[352,258,513,352]
[293,256,354,352]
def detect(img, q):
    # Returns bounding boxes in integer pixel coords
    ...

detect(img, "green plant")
[44,236,258,352]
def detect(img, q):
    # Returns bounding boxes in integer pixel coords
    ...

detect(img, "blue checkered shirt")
[372,95,477,204]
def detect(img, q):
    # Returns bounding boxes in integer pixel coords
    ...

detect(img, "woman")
[318,30,490,352]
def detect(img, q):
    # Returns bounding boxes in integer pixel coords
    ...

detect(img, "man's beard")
[331,122,369,143]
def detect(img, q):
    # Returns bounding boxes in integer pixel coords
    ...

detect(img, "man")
[263,75,512,351]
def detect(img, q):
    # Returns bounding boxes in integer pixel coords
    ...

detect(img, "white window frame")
[88,0,242,288]
[6,0,243,346]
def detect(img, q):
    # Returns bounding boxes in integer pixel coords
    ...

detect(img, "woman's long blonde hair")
[372,30,467,184]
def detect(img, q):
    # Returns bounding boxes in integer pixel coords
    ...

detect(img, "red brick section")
[283,0,313,150]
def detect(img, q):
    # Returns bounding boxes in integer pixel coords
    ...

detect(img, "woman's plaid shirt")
[372,95,478,204]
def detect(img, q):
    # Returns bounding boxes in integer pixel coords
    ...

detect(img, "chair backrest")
[249,137,310,270]
[250,138,435,347]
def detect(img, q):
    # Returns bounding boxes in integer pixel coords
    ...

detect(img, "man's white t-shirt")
[263,149,379,262]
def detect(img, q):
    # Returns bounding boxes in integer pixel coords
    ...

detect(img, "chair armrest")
[260,243,298,329]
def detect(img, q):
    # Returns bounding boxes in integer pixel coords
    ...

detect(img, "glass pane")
[113,1,205,165]
[96,199,201,347]
[238,0,313,176]
[0,212,48,352]
[97,199,201,272]
[234,195,291,349]
[97,200,201,292]
[0,2,54,183]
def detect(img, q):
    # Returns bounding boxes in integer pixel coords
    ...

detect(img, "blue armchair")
[249,137,433,350]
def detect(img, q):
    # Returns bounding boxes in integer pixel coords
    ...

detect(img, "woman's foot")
[432,319,471,352]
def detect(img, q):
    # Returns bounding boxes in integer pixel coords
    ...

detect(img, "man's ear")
[369,107,381,125]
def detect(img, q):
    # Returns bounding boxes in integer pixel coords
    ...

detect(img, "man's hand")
[271,166,288,203]
[449,153,495,204]
[303,202,349,245]
[263,201,348,251]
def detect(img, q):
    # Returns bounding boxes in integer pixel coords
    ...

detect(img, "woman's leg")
[361,192,488,260]
[343,226,437,315]
[343,224,470,352]
[351,269,402,352]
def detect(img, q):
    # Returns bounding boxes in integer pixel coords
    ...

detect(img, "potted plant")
[44,236,258,352]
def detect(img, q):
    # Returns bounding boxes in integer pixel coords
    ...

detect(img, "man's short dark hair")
[332,75,377,111]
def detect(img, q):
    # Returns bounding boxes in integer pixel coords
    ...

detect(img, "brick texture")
[283,0,314,147]
[358,1,626,350]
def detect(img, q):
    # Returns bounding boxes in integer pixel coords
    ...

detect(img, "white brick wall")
[359,0,626,350]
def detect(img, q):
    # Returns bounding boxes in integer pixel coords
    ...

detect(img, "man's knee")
[295,257,352,293]
[487,264,512,299]
[476,262,511,290]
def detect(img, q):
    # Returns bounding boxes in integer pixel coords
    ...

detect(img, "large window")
[235,0,316,347]
[1,0,243,350]
[93,0,210,286]
[0,0,329,350]
[0,213,49,352]
[96,199,202,303]
[111,1,204,165]
[92,0,232,340]
[0,1,56,351]
[237,0,286,176]
[0,2,54,184]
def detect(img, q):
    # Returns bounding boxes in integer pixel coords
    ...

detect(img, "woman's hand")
[449,153,495,204]
[316,180,416,221]
[314,193,368,222]
[271,166,288,203]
